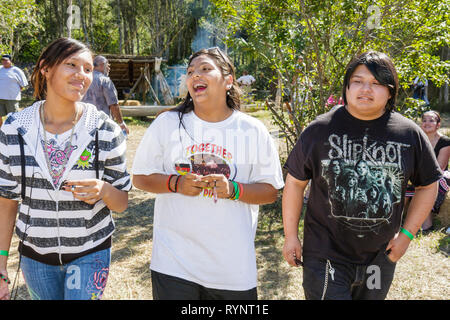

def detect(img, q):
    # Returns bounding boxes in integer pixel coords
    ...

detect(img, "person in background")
[412,76,430,105]
[132,47,284,300]
[82,55,129,135]
[0,54,28,126]
[237,70,256,96]
[0,38,130,300]
[405,110,450,233]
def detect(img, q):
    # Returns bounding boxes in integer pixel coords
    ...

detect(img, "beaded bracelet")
[237,182,244,199]
[167,174,176,193]
[228,181,243,201]
[174,175,182,193]
[228,181,237,199]
[0,272,10,285]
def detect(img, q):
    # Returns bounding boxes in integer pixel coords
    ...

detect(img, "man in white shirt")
[237,70,256,96]
[0,54,28,126]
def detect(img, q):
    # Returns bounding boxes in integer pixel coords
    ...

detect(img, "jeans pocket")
[383,250,397,266]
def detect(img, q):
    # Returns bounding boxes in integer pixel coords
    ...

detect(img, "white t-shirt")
[132,110,284,290]
[0,66,28,100]
[237,74,256,86]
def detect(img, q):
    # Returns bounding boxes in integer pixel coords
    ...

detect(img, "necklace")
[40,102,81,182]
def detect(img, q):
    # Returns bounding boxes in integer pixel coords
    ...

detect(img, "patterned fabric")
[0,101,131,264]
[81,71,118,116]
[41,127,78,187]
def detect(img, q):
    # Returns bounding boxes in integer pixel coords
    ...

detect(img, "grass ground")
[5,109,449,300]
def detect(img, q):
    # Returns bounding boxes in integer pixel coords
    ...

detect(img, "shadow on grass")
[255,198,305,299]
[7,271,30,300]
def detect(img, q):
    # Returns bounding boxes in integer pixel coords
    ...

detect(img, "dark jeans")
[302,250,396,300]
[151,270,258,300]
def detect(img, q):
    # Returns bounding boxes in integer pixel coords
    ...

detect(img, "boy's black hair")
[342,51,399,112]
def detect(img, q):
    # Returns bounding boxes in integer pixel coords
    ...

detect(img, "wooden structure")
[101,54,166,103]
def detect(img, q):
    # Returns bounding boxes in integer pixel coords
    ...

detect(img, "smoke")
[165,17,226,101]
[165,65,188,100]
[191,26,213,52]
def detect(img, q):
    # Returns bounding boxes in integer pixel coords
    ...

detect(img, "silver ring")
[71,185,75,192]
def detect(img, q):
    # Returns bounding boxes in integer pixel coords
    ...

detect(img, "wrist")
[400,227,414,241]
[227,180,234,198]
[284,233,300,241]
[101,181,114,200]
[169,175,182,193]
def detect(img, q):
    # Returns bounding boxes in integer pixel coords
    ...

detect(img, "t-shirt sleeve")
[0,126,21,200]
[102,78,119,107]
[248,126,284,189]
[409,129,442,187]
[16,68,28,88]
[131,114,166,176]
[284,133,312,181]
[102,123,131,191]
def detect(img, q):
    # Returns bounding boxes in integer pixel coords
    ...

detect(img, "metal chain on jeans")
[321,260,335,300]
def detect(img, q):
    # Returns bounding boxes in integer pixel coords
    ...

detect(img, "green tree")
[0,0,40,58]
[212,0,450,150]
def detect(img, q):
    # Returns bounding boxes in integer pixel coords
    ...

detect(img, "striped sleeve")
[0,124,21,200]
[101,121,131,192]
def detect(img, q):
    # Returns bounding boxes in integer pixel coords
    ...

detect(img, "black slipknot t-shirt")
[285,106,442,264]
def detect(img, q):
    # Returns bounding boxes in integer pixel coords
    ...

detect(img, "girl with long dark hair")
[0,38,131,300]
[132,47,284,299]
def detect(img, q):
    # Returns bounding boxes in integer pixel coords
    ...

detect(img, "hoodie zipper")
[55,190,63,265]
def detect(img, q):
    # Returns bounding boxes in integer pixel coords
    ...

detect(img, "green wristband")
[0,250,8,257]
[400,227,414,241]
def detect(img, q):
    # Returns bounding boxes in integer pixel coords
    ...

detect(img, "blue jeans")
[20,248,111,300]
[302,249,397,300]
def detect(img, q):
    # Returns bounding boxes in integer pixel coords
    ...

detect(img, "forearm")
[109,104,124,124]
[236,182,277,205]
[102,183,129,213]
[404,181,438,235]
[0,198,18,271]
[132,173,171,194]
[282,175,308,239]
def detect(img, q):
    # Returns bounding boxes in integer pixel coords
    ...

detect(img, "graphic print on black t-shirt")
[322,133,407,235]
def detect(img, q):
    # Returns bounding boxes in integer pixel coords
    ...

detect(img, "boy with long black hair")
[282,51,441,300]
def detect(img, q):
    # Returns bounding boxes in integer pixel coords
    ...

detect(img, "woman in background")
[405,110,450,233]
[418,111,450,232]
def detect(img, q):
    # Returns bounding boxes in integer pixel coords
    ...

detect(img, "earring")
[226,91,230,96]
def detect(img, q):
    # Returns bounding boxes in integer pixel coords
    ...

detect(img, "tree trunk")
[78,0,90,44]
[60,0,66,37]
[52,0,61,37]
[89,0,94,48]
[67,0,73,39]
[117,0,123,53]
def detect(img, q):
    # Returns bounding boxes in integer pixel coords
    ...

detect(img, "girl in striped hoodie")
[0,38,131,300]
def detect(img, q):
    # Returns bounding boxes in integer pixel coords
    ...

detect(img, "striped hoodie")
[0,101,131,265]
